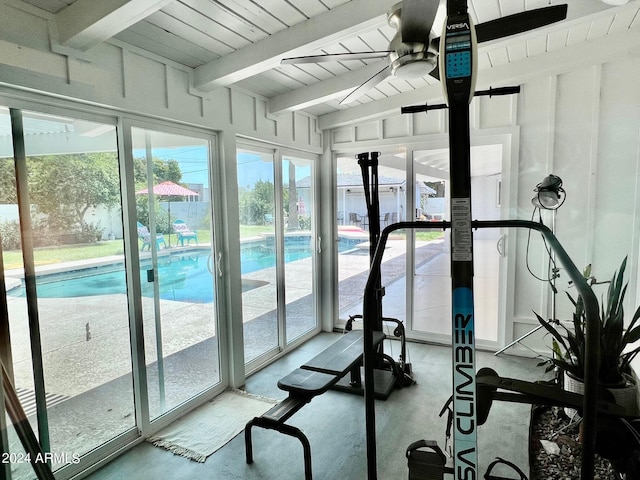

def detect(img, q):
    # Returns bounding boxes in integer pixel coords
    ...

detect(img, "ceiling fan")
[281,0,568,104]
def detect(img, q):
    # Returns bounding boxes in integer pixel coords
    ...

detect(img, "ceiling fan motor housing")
[387,2,438,79]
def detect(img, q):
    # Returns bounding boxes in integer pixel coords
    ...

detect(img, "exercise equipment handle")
[363,219,600,480]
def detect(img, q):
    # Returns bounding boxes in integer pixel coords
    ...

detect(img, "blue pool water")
[10,237,361,304]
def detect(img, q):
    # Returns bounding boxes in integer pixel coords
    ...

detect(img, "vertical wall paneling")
[382,115,411,139]
[583,64,602,271]
[163,64,169,109]
[512,76,556,326]
[293,112,312,145]
[553,66,598,281]
[0,5,322,153]
[332,127,354,145]
[256,99,277,137]
[354,121,381,142]
[593,58,640,310]
[470,95,480,131]
[413,109,445,136]
[479,93,515,130]
[230,90,256,130]
[124,52,167,110]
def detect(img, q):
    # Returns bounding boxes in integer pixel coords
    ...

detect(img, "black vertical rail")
[360,151,382,480]
[448,98,478,480]
[444,0,478,476]
[10,109,51,454]
[357,152,382,330]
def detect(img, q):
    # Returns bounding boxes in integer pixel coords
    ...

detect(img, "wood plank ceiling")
[19,0,640,119]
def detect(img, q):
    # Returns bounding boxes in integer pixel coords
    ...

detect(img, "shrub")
[0,220,21,251]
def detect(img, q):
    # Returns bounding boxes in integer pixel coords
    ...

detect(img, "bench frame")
[244,331,386,479]
[245,394,314,479]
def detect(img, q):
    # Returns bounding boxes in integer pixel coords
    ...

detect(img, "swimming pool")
[10,236,364,303]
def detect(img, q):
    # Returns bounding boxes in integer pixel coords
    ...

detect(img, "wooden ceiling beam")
[56,0,173,51]
[193,0,396,91]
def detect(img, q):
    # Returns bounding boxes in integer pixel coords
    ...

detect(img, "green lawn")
[2,229,215,269]
[239,225,274,239]
[415,231,445,241]
[2,241,127,269]
[2,227,443,270]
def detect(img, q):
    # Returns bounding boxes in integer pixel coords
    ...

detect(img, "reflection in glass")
[132,127,219,420]
[4,110,135,470]
[237,149,278,363]
[283,156,317,343]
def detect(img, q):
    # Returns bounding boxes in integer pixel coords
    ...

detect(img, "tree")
[287,163,299,231]
[28,152,121,242]
[239,180,274,225]
[0,158,16,204]
[133,156,183,233]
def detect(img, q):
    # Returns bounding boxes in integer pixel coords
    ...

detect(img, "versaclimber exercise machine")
[360,1,604,479]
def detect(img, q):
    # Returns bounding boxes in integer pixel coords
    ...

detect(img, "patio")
[4,233,453,476]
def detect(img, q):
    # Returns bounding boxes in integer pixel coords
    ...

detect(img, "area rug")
[147,389,278,462]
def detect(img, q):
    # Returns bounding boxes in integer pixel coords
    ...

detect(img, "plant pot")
[607,373,640,416]
[563,371,640,418]
[563,371,584,419]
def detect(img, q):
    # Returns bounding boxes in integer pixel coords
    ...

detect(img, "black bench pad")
[300,330,386,376]
[277,368,340,396]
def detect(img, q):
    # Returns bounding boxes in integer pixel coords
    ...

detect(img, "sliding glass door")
[283,155,317,343]
[131,127,221,420]
[411,146,502,343]
[0,106,224,479]
[237,146,318,367]
[1,108,137,475]
[334,144,505,346]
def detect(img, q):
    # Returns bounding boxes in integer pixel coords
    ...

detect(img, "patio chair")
[172,219,198,246]
[137,222,166,251]
[349,212,362,226]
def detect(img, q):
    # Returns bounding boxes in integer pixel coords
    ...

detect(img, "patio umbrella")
[136,181,199,246]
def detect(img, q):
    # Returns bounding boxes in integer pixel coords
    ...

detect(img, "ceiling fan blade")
[475,4,568,43]
[281,51,391,65]
[429,60,440,81]
[339,65,391,105]
[401,0,439,43]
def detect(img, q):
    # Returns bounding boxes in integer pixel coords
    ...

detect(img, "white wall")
[513,60,640,351]
[0,1,322,153]
[325,54,640,356]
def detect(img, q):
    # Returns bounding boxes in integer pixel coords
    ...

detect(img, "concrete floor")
[85,333,542,480]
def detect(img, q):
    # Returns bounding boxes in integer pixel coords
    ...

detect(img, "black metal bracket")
[400,86,521,115]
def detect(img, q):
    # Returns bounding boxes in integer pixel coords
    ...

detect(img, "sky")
[135,147,313,191]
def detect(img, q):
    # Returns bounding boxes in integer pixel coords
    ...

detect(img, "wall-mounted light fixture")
[496,173,567,356]
[531,174,566,210]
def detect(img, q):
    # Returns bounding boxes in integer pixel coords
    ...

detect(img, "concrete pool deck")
[3,234,447,473]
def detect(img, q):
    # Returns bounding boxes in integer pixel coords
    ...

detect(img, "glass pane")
[237,149,278,363]
[336,154,409,324]
[132,127,219,420]
[412,146,501,342]
[336,155,371,321]
[5,110,135,469]
[283,156,316,343]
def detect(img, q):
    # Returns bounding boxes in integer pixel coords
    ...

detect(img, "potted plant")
[536,257,640,413]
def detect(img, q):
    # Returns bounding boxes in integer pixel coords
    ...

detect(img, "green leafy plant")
[536,257,640,386]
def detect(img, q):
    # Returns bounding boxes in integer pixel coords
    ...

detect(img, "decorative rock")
[540,439,560,456]
[530,406,617,479]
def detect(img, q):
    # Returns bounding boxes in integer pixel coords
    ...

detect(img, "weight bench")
[245,330,385,480]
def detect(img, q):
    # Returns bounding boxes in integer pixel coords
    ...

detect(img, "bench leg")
[244,417,313,480]
[279,423,312,480]
[245,419,255,464]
